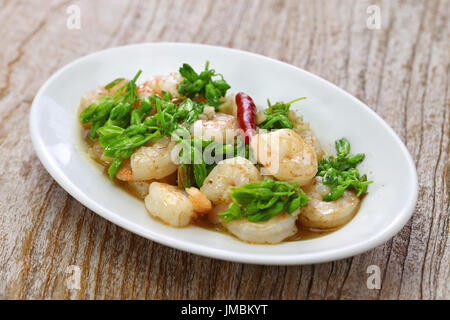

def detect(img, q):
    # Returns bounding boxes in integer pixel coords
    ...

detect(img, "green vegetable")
[173,135,213,188]
[79,97,116,139]
[80,70,163,179]
[317,137,373,201]
[140,96,206,137]
[177,98,205,124]
[177,163,193,188]
[97,124,125,146]
[178,61,230,109]
[104,77,125,89]
[80,70,142,140]
[80,62,234,180]
[85,89,208,180]
[219,179,309,222]
[259,97,306,130]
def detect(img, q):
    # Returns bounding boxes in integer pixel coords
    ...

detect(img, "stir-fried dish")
[79,62,372,244]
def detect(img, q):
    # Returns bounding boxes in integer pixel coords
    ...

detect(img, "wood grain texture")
[0,0,448,300]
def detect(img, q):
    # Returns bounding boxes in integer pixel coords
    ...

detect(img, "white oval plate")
[30,43,418,265]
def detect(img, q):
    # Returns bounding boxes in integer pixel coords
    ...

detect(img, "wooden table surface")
[0,0,448,300]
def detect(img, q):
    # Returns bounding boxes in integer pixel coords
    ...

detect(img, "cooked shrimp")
[190,112,239,144]
[137,81,156,98]
[126,181,151,199]
[130,137,178,181]
[138,72,183,98]
[116,159,134,182]
[218,93,237,116]
[145,182,195,227]
[298,132,325,161]
[197,106,216,120]
[186,187,212,213]
[200,157,262,204]
[223,211,298,244]
[299,177,360,229]
[287,110,325,160]
[207,203,229,225]
[250,128,318,186]
[87,141,110,164]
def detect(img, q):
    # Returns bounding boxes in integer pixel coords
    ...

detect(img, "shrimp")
[116,159,134,181]
[87,140,110,164]
[299,177,360,229]
[115,159,152,196]
[286,110,325,160]
[250,128,318,186]
[185,187,212,213]
[126,181,151,199]
[197,106,216,120]
[137,72,183,98]
[218,93,237,116]
[190,112,239,144]
[200,157,262,204]
[130,137,178,181]
[298,132,325,161]
[145,182,195,227]
[207,203,229,225]
[223,211,298,244]
[79,79,128,111]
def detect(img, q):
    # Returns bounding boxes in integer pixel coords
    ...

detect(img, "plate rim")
[29,42,419,265]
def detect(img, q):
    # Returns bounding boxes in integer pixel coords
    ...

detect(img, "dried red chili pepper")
[235,92,256,144]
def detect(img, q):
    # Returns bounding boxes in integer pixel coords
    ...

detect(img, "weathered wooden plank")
[0,0,448,300]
